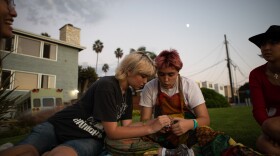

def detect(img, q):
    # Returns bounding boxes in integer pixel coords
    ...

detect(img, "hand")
[171,118,193,136]
[149,115,172,133]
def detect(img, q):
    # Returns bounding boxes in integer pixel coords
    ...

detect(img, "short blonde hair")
[115,52,156,80]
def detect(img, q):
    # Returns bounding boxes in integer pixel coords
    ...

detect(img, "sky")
[13,0,280,87]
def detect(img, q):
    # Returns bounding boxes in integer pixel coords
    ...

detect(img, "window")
[56,98,63,106]
[43,43,57,60]
[209,84,213,88]
[220,86,224,90]
[14,72,38,90]
[17,36,40,57]
[41,75,55,88]
[0,36,14,52]
[33,99,41,107]
[42,98,54,107]
[1,70,11,89]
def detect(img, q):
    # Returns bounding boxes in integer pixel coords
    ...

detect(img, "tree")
[41,32,50,37]
[130,46,157,59]
[201,88,230,108]
[114,48,123,65]
[78,66,98,94]
[93,40,104,73]
[238,82,250,103]
[0,43,20,118]
[102,63,109,76]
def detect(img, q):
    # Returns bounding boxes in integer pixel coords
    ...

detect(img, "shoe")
[165,144,194,156]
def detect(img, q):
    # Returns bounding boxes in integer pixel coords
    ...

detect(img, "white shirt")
[140,76,205,110]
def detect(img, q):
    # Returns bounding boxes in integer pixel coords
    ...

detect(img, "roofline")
[13,28,86,51]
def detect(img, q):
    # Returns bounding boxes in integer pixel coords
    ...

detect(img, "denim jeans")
[17,122,104,156]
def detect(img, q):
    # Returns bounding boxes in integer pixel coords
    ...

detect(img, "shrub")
[201,88,230,108]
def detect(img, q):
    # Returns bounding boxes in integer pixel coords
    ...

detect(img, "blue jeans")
[16,122,104,156]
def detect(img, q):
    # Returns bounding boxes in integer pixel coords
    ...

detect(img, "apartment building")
[0,24,85,103]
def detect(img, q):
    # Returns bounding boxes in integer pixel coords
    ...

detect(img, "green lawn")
[208,106,261,150]
[0,106,261,151]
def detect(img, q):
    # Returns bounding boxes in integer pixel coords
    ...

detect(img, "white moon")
[186,24,190,28]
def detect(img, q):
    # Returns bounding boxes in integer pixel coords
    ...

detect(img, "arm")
[249,69,268,125]
[141,106,153,121]
[172,78,210,135]
[102,115,171,139]
[172,103,210,136]
[139,80,156,121]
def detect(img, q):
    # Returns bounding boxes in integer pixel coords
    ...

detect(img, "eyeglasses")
[4,0,16,12]
[136,52,155,65]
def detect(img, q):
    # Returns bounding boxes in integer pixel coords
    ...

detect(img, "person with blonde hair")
[0,52,172,156]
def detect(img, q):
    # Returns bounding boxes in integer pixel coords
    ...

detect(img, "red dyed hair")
[155,49,183,71]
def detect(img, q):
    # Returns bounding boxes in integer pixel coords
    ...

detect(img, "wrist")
[192,119,198,130]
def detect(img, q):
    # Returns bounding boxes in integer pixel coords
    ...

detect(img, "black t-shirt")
[48,76,133,143]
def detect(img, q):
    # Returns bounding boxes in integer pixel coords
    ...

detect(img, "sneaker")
[165,144,194,156]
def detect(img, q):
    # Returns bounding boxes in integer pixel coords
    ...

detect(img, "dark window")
[56,98,63,106]
[43,43,56,60]
[1,70,11,89]
[33,99,41,107]
[42,98,54,107]
[0,36,14,52]
[43,43,51,58]
[41,75,48,88]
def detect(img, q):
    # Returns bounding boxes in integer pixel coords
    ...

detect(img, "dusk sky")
[13,0,280,87]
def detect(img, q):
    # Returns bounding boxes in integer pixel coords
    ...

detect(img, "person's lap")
[17,122,104,156]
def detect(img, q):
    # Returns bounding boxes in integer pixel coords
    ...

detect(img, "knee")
[262,118,278,134]
[46,146,77,156]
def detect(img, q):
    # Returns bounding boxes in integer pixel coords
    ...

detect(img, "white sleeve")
[183,78,205,109]
[139,79,158,108]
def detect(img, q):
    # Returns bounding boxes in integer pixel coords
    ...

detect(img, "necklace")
[122,92,126,105]
[267,63,280,80]
[274,73,279,79]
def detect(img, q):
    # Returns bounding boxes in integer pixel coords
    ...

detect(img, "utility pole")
[224,34,235,104]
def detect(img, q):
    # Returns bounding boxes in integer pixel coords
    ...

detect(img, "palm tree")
[93,40,104,73]
[114,48,123,65]
[130,46,146,53]
[78,66,98,94]
[102,63,109,76]
[129,46,157,59]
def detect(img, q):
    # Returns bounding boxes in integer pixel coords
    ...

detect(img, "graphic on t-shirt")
[73,117,104,139]
[116,102,128,119]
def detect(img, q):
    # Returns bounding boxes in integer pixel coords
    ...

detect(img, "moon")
[186,24,190,28]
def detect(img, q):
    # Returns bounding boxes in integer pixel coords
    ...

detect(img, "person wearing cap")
[249,25,280,154]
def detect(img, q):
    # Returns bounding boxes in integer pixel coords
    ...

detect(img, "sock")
[161,148,166,156]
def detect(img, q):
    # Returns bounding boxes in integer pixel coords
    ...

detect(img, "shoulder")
[96,76,118,88]
[180,76,198,87]
[145,78,158,88]
[249,64,266,79]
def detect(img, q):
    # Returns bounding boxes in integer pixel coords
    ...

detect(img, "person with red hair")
[140,49,210,155]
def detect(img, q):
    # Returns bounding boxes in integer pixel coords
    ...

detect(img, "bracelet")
[193,119,198,129]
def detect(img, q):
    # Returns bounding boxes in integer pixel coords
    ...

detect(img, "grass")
[208,106,261,150]
[0,106,261,151]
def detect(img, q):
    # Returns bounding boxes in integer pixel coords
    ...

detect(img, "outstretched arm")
[102,115,171,140]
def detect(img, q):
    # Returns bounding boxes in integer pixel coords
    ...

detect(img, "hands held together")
[148,116,195,136]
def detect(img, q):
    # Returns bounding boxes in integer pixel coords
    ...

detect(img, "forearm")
[196,115,210,127]
[105,124,155,140]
